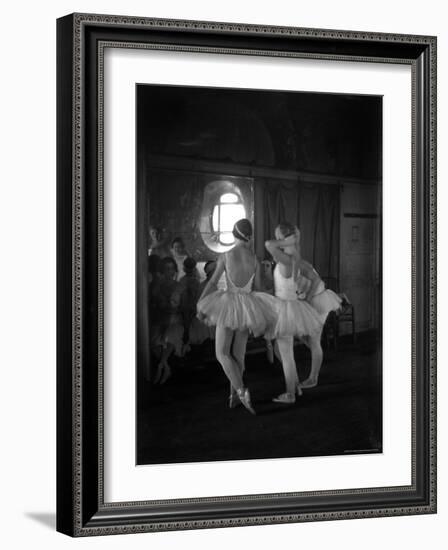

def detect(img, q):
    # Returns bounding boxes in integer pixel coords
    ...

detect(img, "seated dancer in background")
[171,237,200,281]
[199,260,217,294]
[197,219,277,415]
[175,257,212,351]
[150,257,184,385]
[170,237,188,279]
[148,226,171,259]
[196,260,217,342]
[265,224,323,404]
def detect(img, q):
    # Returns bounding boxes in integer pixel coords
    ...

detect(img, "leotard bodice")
[273,265,297,301]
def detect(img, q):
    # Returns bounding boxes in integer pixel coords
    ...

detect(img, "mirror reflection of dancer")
[197,219,277,415]
[151,257,184,385]
[148,226,171,259]
[170,237,188,281]
[265,224,323,404]
[171,237,200,282]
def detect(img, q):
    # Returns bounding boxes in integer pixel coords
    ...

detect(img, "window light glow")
[220,193,239,203]
[212,193,246,246]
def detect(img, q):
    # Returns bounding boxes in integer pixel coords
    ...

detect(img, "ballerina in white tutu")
[266,223,342,397]
[294,255,342,389]
[197,219,277,415]
[265,223,325,404]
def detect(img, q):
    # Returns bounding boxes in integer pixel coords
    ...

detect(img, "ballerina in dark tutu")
[197,219,277,415]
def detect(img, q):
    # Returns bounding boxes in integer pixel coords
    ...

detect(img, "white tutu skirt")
[271,298,323,340]
[310,289,342,323]
[197,290,278,337]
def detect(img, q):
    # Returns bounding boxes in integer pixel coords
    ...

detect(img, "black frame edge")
[57,13,437,536]
[415,39,437,513]
[56,13,75,537]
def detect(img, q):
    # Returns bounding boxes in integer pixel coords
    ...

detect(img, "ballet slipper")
[229,392,241,409]
[237,388,256,415]
[229,384,241,409]
[272,392,296,404]
[299,378,318,389]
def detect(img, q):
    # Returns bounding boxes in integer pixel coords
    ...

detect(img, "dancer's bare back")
[225,246,260,288]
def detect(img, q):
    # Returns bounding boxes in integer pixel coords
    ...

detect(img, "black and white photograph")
[136,84,382,465]
[2,0,443,544]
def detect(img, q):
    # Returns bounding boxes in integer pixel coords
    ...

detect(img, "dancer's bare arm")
[253,257,265,291]
[264,235,296,266]
[198,255,225,302]
[297,259,322,301]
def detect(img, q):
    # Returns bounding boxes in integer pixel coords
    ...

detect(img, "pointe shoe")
[237,388,256,415]
[299,378,318,389]
[229,388,241,409]
[272,392,296,404]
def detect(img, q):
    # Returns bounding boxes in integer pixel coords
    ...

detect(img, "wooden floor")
[137,333,382,465]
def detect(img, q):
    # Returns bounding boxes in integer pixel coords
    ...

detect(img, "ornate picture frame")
[57,13,436,536]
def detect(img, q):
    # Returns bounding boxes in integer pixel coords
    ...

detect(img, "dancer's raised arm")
[266,224,322,403]
[264,233,298,266]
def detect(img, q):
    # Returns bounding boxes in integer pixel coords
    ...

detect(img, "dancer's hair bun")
[276,221,296,238]
[232,219,253,242]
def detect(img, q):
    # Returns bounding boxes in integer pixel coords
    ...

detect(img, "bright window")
[211,193,246,245]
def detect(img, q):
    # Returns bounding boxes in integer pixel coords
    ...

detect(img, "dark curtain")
[259,178,340,280]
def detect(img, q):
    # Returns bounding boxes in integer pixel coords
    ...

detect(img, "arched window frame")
[199,180,249,254]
